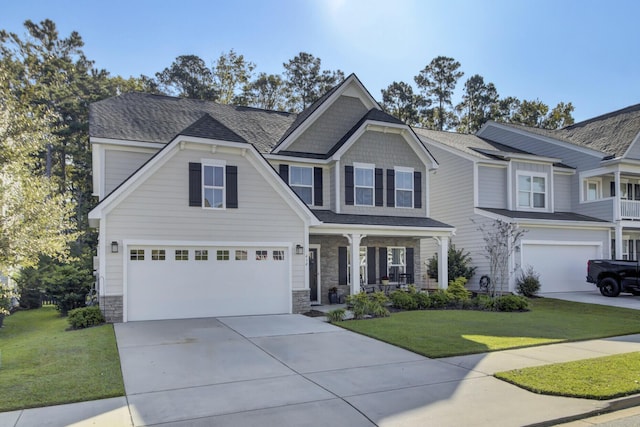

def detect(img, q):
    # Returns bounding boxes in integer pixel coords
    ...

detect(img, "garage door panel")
[127,246,290,321]
[522,243,599,293]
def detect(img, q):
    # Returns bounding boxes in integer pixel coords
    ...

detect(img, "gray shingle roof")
[179,114,248,143]
[478,207,608,223]
[90,92,296,153]
[494,104,640,158]
[312,210,453,228]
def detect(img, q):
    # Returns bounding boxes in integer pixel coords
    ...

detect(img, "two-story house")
[416,104,640,294]
[88,74,455,322]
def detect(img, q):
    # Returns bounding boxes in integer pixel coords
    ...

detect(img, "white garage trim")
[122,239,293,322]
[521,240,604,248]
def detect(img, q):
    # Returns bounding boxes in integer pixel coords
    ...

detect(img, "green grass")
[495,352,640,399]
[0,306,125,412]
[338,298,640,358]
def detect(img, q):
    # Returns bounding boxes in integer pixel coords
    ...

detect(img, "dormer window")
[203,162,225,209]
[517,172,546,209]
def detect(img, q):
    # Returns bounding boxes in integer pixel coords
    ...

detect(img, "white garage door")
[126,245,290,321]
[521,242,600,293]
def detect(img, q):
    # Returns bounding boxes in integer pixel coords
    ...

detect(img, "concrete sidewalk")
[2,316,640,427]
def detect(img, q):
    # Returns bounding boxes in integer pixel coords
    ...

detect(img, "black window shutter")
[188,162,202,207]
[386,169,395,207]
[367,247,376,284]
[634,184,640,201]
[628,183,633,200]
[314,167,323,206]
[345,165,354,205]
[610,181,616,197]
[338,247,347,286]
[379,247,387,278]
[414,171,422,209]
[406,248,415,281]
[279,164,289,183]
[226,165,238,208]
[375,168,383,206]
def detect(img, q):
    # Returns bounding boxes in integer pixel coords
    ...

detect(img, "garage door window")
[195,250,208,260]
[235,250,247,260]
[256,250,268,260]
[130,249,144,261]
[175,250,189,261]
[216,250,230,260]
[151,249,165,260]
[273,250,285,260]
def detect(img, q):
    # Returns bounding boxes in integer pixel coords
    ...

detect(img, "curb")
[526,393,640,426]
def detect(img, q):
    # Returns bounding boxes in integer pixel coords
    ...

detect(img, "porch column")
[344,233,365,295]
[437,236,449,289]
[614,171,622,259]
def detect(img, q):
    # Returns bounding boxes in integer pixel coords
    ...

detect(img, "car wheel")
[599,277,621,297]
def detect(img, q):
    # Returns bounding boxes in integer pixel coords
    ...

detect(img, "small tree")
[475,219,527,297]
[427,244,477,281]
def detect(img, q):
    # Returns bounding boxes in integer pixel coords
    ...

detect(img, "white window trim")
[353,162,375,207]
[289,165,314,206]
[583,177,602,202]
[387,246,406,283]
[516,171,548,211]
[202,159,226,210]
[394,166,414,209]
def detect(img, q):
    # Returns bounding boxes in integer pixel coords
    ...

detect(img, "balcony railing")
[621,200,640,219]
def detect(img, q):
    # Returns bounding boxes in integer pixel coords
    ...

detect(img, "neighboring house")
[415,103,640,294]
[88,74,454,322]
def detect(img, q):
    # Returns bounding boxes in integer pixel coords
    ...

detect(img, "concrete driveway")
[112,314,606,427]
[541,290,640,310]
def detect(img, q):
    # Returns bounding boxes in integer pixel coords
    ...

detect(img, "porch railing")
[621,200,640,219]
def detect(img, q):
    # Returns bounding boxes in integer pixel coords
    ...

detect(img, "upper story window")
[203,161,225,209]
[354,163,374,206]
[290,166,313,205]
[395,168,414,208]
[517,172,546,209]
[584,179,601,201]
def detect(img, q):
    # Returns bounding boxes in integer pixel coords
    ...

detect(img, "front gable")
[274,74,379,155]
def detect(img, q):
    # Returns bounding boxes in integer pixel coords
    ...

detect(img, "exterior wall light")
[111,241,119,253]
[296,244,304,255]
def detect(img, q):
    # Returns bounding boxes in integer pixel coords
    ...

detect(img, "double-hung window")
[584,179,601,201]
[203,161,225,209]
[354,163,374,206]
[387,247,406,282]
[290,166,313,205]
[517,173,546,209]
[395,168,414,208]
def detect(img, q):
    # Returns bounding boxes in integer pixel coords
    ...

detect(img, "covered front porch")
[307,211,454,305]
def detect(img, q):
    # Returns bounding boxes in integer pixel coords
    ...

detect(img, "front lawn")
[0,306,124,412]
[495,352,640,400]
[337,298,640,358]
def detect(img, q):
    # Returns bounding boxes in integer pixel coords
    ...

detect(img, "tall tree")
[542,102,575,129]
[0,69,77,271]
[156,54,216,100]
[414,56,464,131]
[456,74,499,133]
[511,99,550,127]
[283,52,344,112]
[212,49,255,104]
[490,96,521,124]
[244,72,290,110]
[380,81,427,126]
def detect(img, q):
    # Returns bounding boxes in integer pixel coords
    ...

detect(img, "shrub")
[475,294,494,310]
[427,244,477,281]
[446,277,471,302]
[389,291,418,310]
[429,290,452,309]
[515,266,541,297]
[413,292,431,309]
[492,295,530,312]
[14,266,43,309]
[43,263,94,316]
[326,308,346,323]
[67,306,106,329]
[346,292,389,319]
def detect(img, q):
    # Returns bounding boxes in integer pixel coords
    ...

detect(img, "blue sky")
[2,0,639,122]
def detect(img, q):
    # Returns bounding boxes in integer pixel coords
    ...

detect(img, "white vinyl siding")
[104,149,155,196]
[478,166,507,208]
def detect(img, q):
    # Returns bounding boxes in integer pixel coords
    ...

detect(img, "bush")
[67,306,106,329]
[346,292,389,319]
[492,295,530,312]
[413,291,431,309]
[516,266,541,297]
[14,266,43,309]
[326,308,346,323]
[389,291,418,310]
[429,290,452,309]
[43,263,94,316]
[446,277,471,302]
[475,294,494,310]
[427,244,477,281]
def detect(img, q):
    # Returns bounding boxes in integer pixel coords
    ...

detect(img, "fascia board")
[310,223,455,237]
[90,137,165,149]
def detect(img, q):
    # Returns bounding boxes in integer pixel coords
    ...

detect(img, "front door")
[309,248,318,302]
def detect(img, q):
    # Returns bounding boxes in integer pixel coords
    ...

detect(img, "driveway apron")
[114,314,604,427]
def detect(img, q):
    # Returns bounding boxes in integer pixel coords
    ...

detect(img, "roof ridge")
[178,113,248,143]
[563,103,640,130]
